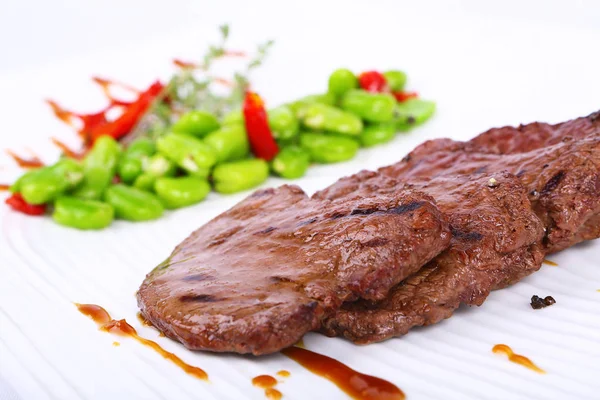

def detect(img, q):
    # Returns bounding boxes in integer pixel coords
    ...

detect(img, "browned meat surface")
[137,183,450,355]
[469,110,600,154]
[382,135,600,253]
[317,171,544,343]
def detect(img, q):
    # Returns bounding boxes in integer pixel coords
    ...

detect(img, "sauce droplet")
[252,375,278,388]
[277,370,290,378]
[542,259,558,266]
[282,347,405,400]
[76,303,208,380]
[492,344,545,374]
[112,341,120,347]
[265,388,282,400]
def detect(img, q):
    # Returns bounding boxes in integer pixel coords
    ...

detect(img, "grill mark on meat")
[270,276,298,284]
[180,294,221,303]
[181,273,213,282]
[474,166,487,174]
[450,228,484,241]
[255,226,276,235]
[362,237,390,247]
[350,202,424,217]
[296,217,317,227]
[516,169,526,177]
[541,171,565,194]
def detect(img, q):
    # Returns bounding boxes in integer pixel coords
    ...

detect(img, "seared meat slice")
[469,110,600,154]
[317,171,544,343]
[383,135,600,253]
[138,183,450,355]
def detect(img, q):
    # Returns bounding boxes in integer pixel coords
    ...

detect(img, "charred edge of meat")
[541,171,565,194]
[450,228,484,241]
[530,295,556,309]
[271,276,298,284]
[180,294,221,303]
[589,111,600,123]
[401,154,411,162]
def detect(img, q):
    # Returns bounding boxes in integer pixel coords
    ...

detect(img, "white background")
[0,1,599,399]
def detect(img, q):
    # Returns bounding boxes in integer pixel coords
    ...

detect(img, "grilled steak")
[382,135,600,253]
[317,171,544,343]
[138,183,450,355]
[469,110,600,154]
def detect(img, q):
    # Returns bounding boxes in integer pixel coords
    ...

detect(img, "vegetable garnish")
[5,150,44,169]
[243,92,279,161]
[3,25,436,228]
[5,193,47,216]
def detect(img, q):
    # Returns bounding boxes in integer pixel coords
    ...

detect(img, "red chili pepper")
[89,81,164,143]
[393,91,419,102]
[5,193,47,216]
[243,91,279,161]
[358,71,388,93]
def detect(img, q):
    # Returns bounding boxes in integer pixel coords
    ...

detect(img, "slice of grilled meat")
[317,171,544,343]
[138,182,450,355]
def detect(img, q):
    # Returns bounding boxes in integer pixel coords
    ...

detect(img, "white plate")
[1,1,599,399]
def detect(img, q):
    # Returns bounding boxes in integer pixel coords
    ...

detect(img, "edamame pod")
[104,184,164,221]
[395,99,436,128]
[341,90,396,122]
[328,68,357,97]
[271,147,310,179]
[143,154,177,177]
[300,132,359,163]
[302,103,363,135]
[118,137,156,184]
[268,105,299,140]
[359,122,397,147]
[72,136,121,200]
[383,70,407,91]
[204,124,250,163]
[154,177,211,209]
[288,93,336,119]
[212,159,269,194]
[133,173,157,192]
[172,110,220,137]
[156,133,216,178]
[19,158,84,205]
[221,109,244,126]
[52,196,114,230]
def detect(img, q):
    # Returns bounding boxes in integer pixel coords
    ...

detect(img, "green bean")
[328,68,357,97]
[172,110,220,137]
[212,159,269,194]
[16,159,84,204]
[299,132,359,163]
[359,122,397,147]
[287,93,336,119]
[341,89,396,122]
[133,173,157,192]
[395,99,436,127]
[156,133,216,178]
[302,103,363,135]
[72,136,121,200]
[52,196,114,230]
[118,137,156,184]
[104,184,164,221]
[271,147,310,179]
[204,124,249,163]
[221,109,244,126]
[154,177,211,209]
[268,105,299,140]
[383,70,407,91]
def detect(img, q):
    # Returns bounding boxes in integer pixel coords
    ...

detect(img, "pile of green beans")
[8,68,435,230]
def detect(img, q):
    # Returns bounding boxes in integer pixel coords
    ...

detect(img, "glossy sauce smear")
[252,375,282,400]
[76,303,208,380]
[282,346,405,400]
[492,344,545,374]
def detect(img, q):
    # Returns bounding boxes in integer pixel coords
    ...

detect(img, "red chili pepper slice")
[358,71,388,93]
[393,91,419,102]
[243,91,279,161]
[89,81,164,143]
[5,193,47,216]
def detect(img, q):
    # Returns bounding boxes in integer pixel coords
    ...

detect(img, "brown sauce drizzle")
[542,259,558,266]
[76,303,208,380]
[492,344,545,374]
[252,375,282,399]
[137,312,166,337]
[282,347,405,400]
[277,370,290,378]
